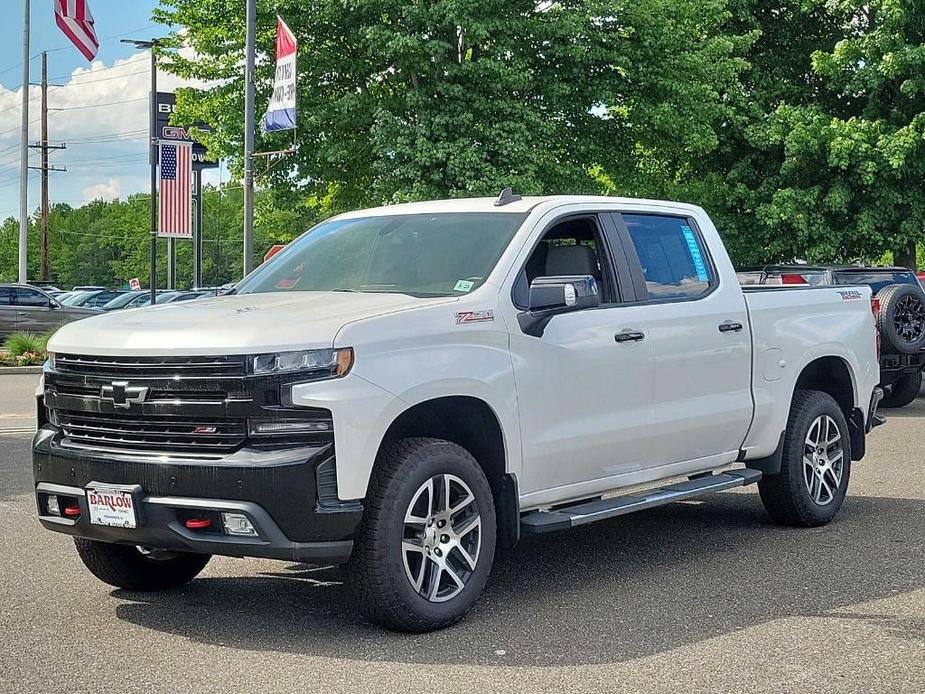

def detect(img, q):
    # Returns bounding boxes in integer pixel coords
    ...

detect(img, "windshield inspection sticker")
[454,279,475,292]
[680,225,709,282]
[456,310,494,324]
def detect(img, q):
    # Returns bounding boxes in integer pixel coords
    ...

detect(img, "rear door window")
[0,288,11,306]
[622,214,714,300]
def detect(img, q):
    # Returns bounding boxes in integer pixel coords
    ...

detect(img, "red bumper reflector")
[63,505,81,517]
[185,518,212,529]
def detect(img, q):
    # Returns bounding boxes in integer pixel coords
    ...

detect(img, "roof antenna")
[494,187,522,207]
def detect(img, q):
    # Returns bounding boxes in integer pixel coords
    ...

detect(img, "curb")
[0,366,43,375]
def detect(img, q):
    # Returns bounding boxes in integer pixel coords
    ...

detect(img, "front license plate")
[86,485,138,528]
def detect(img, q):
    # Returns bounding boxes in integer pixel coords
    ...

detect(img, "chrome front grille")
[44,353,333,458]
[55,353,247,378]
[52,411,247,456]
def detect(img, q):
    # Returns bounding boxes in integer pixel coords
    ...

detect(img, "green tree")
[0,187,313,287]
[155,0,751,211]
[695,0,925,268]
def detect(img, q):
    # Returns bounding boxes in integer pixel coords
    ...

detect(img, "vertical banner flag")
[54,0,100,62]
[158,141,193,238]
[262,17,298,132]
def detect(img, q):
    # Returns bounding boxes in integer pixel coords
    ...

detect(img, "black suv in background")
[0,284,100,341]
[738,265,925,408]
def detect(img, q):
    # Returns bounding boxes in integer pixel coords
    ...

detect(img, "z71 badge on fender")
[456,310,494,324]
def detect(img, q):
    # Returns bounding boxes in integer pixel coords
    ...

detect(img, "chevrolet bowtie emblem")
[100,381,150,409]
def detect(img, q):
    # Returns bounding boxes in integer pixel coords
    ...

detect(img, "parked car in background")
[85,290,129,309]
[737,264,925,407]
[0,284,100,340]
[28,282,62,293]
[71,285,106,292]
[100,291,147,311]
[58,291,96,307]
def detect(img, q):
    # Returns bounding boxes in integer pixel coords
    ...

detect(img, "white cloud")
[82,176,122,202]
[0,45,213,217]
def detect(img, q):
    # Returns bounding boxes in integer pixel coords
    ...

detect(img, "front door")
[13,287,60,334]
[507,213,655,499]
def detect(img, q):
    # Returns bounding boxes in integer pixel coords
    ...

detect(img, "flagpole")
[243,0,256,278]
[123,39,160,304]
[18,0,30,284]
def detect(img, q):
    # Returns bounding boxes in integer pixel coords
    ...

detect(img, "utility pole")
[243,0,256,278]
[18,0,30,284]
[28,52,67,282]
[123,39,160,304]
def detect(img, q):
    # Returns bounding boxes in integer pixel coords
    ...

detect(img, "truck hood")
[48,291,455,356]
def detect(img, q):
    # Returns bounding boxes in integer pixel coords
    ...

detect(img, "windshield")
[236,212,527,297]
[60,291,92,306]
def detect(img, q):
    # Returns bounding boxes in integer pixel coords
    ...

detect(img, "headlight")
[45,352,55,371]
[250,347,354,378]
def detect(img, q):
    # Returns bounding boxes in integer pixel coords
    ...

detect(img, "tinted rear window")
[832,271,918,293]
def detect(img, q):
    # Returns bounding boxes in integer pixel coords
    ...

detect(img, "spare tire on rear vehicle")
[876,283,925,354]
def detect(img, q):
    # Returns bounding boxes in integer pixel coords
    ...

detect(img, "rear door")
[615,213,753,466]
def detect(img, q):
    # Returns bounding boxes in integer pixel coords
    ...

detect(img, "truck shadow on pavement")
[112,492,925,666]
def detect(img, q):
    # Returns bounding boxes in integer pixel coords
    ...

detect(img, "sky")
[0,0,227,221]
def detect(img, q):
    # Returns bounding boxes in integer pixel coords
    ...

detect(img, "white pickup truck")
[33,192,882,632]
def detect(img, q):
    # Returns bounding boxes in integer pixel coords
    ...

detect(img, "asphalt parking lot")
[1,373,923,693]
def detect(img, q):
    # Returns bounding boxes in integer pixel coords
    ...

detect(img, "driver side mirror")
[519,275,600,337]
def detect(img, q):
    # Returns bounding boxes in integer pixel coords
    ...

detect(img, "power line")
[49,69,148,88]
[0,23,159,86]
[49,97,147,112]
[46,57,150,83]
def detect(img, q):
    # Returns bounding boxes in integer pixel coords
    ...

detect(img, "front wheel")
[758,390,851,527]
[74,538,210,590]
[347,437,497,632]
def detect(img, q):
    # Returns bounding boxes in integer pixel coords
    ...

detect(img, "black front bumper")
[32,428,362,564]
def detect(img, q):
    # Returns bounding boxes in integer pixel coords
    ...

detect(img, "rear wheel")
[74,538,210,590]
[347,437,497,632]
[881,371,922,408]
[758,390,851,527]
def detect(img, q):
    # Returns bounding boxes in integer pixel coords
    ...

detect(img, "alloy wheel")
[401,473,482,603]
[894,294,925,344]
[802,414,844,506]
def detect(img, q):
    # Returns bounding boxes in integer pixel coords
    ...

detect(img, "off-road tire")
[346,437,497,632]
[881,371,922,409]
[758,390,851,527]
[876,283,925,354]
[74,538,210,590]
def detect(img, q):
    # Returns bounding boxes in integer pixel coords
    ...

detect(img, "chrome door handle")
[615,330,645,343]
[718,321,743,333]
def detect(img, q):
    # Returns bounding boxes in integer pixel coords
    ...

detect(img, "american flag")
[158,142,192,238]
[54,0,99,62]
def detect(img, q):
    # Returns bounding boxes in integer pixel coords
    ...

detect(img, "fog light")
[221,513,258,536]
[46,494,60,516]
[248,419,331,435]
